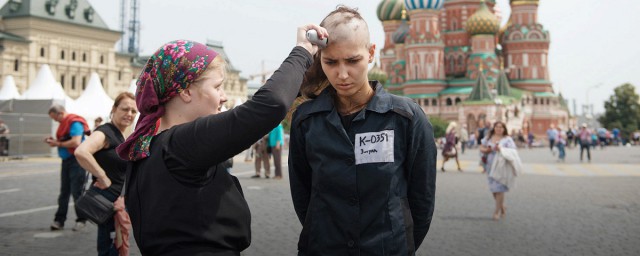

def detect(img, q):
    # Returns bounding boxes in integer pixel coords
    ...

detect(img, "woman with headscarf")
[441,122,462,172]
[75,92,137,255]
[115,25,326,255]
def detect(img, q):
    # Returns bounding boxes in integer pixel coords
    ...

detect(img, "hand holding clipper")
[306,29,328,49]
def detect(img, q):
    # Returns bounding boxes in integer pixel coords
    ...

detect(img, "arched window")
[546,98,550,105]
[457,55,464,68]
[452,20,458,30]
[455,97,461,105]
[446,98,453,106]
[118,71,122,80]
[14,59,19,71]
[60,75,65,88]
[82,76,86,90]
[425,99,430,106]
[100,55,104,64]
[534,98,538,105]
[40,47,45,57]
[432,99,438,106]
[71,76,76,90]
[61,50,65,60]
[72,52,76,61]
[82,53,87,62]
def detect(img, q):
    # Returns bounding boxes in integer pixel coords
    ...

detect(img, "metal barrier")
[0,112,55,159]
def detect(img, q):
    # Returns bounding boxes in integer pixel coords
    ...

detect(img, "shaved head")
[320,6,371,49]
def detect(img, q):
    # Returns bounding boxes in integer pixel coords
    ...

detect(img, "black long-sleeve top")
[125,47,312,255]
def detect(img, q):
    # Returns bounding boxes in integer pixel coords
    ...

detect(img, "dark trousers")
[272,147,282,178]
[460,140,466,154]
[549,139,556,151]
[580,142,591,161]
[92,187,119,256]
[54,157,87,224]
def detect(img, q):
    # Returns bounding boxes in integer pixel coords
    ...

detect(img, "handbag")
[76,174,115,225]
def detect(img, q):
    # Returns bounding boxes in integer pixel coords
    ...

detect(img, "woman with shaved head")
[289,5,437,255]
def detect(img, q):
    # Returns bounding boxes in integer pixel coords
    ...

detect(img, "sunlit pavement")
[1,146,638,255]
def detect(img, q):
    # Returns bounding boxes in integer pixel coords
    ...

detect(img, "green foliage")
[368,72,388,85]
[598,83,640,139]
[428,116,448,138]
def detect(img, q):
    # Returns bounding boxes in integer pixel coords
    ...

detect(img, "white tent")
[0,75,21,100]
[128,79,137,94]
[74,72,114,128]
[21,64,67,100]
[233,98,243,109]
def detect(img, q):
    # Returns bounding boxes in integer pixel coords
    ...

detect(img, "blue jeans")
[557,143,565,160]
[92,187,119,256]
[54,157,87,224]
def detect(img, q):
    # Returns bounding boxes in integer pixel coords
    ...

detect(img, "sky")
[5,0,640,115]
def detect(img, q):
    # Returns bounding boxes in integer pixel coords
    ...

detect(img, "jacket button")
[347,240,355,247]
[345,158,354,165]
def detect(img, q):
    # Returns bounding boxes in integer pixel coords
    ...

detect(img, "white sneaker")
[72,222,86,231]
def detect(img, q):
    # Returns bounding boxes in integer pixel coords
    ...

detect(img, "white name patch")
[354,130,395,165]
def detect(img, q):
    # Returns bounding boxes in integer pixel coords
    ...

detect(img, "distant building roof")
[0,0,113,31]
[206,39,239,72]
[0,31,27,42]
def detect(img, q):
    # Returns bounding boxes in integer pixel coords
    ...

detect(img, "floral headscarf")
[116,40,218,161]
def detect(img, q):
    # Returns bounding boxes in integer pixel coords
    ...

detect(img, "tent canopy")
[74,72,114,127]
[0,75,21,100]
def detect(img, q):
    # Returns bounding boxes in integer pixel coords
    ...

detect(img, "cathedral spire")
[467,69,494,101]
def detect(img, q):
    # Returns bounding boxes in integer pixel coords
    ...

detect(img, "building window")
[425,99,430,106]
[100,55,104,64]
[118,71,122,81]
[534,98,538,105]
[82,76,86,90]
[72,52,76,61]
[61,75,65,88]
[14,59,19,71]
[455,97,461,105]
[40,47,45,57]
[446,98,453,106]
[432,99,438,106]
[100,78,104,86]
[448,56,454,73]
[61,50,65,60]
[82,53,87,62]
[71,76,76,90]
[457,56,463,68]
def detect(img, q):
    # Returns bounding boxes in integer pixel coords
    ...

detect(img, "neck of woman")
[336,83,374,115]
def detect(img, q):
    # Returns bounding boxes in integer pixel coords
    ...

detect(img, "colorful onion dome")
[392,10,410,43]
[404,0,444,11]
[377,0,405,21]
[465,0,500,35]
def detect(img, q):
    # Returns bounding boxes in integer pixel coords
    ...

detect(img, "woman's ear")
[178,88,193,103]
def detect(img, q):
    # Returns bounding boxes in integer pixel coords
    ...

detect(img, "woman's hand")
[297,24,328,56]
[94,176,112,190]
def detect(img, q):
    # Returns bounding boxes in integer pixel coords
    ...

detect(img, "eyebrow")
[322,55,362,61]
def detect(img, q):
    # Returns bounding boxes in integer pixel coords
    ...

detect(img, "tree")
[428,116,449,139]
[598,83,640,141]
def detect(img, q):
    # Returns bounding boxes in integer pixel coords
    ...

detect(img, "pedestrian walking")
[289,6,436,255]
[251,135,271,178]
[74,92,137,255]
[115,25,325,255]
[441,122,462,172]
[479,121,520,220]
[0,119,9,156]
[578,123,592,162]
[556,133,566,162]
[45,105,90,231]
[460,124,469,154]
[547,124,557,154]
[268,123,285,179]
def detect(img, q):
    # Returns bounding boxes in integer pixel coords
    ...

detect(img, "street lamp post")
[585,83,603,118]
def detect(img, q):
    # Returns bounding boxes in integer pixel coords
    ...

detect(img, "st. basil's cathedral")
[374,0,570,136]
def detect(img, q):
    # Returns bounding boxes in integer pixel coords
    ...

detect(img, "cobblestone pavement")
[0,146,638,255]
